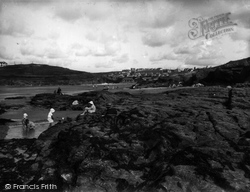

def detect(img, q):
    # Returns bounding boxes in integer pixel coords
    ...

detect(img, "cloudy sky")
[0,0,249,72]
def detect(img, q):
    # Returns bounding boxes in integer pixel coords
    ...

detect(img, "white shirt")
[86,104,96,113]
[47,112,54,122]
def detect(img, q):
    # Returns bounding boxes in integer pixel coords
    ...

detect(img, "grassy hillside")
[0,64,103,86]
[199,57,250,86]
[0,64,84,76]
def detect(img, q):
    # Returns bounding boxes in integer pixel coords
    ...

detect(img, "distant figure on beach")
[47,108,55,127]
[57,87,62,95]
[80,101,96,115]
[22,113,35,131]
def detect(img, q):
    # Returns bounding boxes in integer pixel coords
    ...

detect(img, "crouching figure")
[80,101,96,115]
[22,113,35,131]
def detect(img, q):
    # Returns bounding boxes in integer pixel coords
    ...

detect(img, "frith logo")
[4,183,57,190]
[188,12,237,40]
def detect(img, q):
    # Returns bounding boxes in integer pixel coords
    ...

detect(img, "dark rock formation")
[30,91,133,111]
[1,87,250,192]
[0,139,37,184]
[0,119,14,139]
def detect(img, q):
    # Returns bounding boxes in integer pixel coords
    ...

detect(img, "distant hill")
[197,57,250,86]
[0,64,101,86]
[0,64,86,76]
[136,57,250,88]
[1,57,250,87]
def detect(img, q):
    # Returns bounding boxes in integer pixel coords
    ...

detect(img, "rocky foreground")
[1,87,250,192]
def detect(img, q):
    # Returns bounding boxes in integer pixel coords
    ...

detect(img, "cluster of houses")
[106,67,195,83]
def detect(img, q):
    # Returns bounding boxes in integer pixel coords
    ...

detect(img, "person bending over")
[22,113,35,130]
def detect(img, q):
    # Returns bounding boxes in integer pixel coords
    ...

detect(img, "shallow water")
[5,121,50,139]
[2,110,83,139]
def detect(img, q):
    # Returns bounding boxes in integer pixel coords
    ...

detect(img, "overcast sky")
[0,0,249,72]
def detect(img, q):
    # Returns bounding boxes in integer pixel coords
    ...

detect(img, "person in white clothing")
[80,101,96,115]
[47,108,55,127]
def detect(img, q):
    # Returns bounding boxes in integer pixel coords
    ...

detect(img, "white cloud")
[174,45,197,55]
[0,16,34,37]
[83,2,112,21]
[92,41,121,57]
[0,0,248,72]
[142,29,169,47]
[235,41,248,53]
[184,40,225,66]
[71,43,83,50]
[44,46,66,59]
[231,9,250,29]
[20,40,67,60]
[20,40,45,58]
[150,52,179,62]
[48,32,60,40]
[75,47,91,57]
[138,1,178,29]
[173,0,230,17]
[230,27,250,41]
[112,53,129,63]
[54,1,112,23]
[133,59,138,65]
[85,32,97,41]
[150,39,225,66]
[141,26,183,48]
[0,46,14,60]
[95,61,113,69]
[54,3,82,22]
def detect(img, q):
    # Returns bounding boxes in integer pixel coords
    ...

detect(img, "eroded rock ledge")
[1,87,250,192]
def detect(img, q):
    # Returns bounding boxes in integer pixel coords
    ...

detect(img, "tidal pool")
[5,121,51,139]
